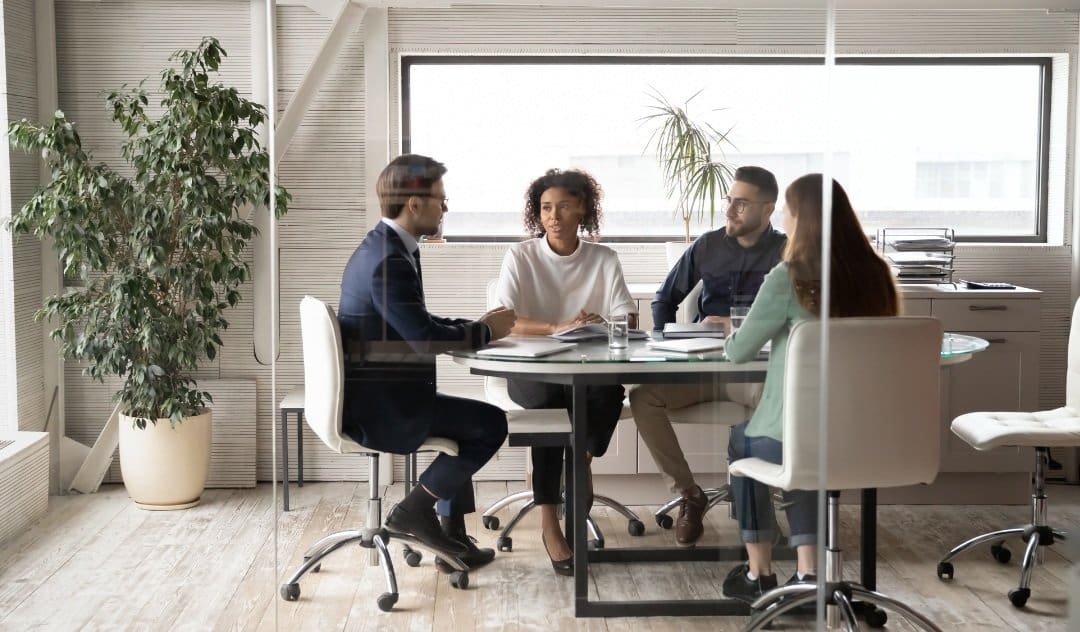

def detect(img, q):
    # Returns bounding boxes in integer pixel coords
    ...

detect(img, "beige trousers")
[629,381,763,494]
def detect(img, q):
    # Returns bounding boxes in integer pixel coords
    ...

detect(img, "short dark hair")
[523,168,604,238]
[376,154,448,219]
[734,165,779,202]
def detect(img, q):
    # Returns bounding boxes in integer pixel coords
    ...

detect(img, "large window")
[403,57,1049,242]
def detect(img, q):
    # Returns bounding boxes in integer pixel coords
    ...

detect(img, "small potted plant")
[640,88,737,263]
[6,37,289,509]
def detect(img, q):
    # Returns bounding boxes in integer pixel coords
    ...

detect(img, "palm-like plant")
[640,88,736,243]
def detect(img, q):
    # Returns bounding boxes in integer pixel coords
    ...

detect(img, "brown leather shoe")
[675,486,708,547]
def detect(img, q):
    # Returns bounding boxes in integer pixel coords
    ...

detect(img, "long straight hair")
[784,174,899,317]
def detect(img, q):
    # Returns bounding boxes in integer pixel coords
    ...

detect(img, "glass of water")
[729,305,750,333]
[608,313,629,349]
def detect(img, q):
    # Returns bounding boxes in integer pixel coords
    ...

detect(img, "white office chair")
[651,281,759,529]
[279,296,469,612]
[730,317,944,631]
[479,281,645,550]
[936,298,1080,608]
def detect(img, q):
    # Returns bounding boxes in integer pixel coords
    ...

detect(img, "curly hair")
[523,168,604,239]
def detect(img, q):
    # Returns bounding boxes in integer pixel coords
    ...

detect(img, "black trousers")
[506,379,625,506]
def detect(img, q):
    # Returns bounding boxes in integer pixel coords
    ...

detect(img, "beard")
[726,215,763,238]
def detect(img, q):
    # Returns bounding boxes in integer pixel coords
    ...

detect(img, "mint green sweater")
[724,263,811,442]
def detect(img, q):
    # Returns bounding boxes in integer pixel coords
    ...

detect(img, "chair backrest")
[677,281,703,324]
[299,295,348,454]
[782,317,944,491]
[484,280,513,406]
[1067,298,1080,410]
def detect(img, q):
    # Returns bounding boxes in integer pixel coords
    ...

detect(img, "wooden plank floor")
[0,481,1075,631]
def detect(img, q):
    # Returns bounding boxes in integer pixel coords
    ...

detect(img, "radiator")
[0,432,50,545]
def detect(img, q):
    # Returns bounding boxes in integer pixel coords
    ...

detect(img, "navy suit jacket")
[337,221,491,453]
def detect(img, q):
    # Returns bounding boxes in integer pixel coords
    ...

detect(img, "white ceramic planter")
[119,409,212,510]
[664,240,693,269]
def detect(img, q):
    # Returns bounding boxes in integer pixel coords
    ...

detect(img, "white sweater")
[495,237,636,325]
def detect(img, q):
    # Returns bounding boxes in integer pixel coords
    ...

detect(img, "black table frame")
[464,362,882,618]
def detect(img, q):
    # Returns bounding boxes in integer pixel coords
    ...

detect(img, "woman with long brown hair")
[720,173,899,603]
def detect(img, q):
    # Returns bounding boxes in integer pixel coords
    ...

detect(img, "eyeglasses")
[724,196,768,215]
[429,195,449,209]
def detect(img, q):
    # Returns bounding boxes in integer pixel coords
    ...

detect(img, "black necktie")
[412,249,424,294]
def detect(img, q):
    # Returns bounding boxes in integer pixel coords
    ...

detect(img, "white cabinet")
[922,291,1040,474]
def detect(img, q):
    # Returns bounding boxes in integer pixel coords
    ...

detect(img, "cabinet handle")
[969,305,1007,311]
[985,338,1008,344]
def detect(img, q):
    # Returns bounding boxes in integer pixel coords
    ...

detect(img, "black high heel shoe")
[542,530,574,577]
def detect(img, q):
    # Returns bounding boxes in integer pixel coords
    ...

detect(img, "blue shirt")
[651,226,788,329]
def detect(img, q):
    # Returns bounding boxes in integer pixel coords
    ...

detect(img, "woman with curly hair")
[494,168,636,576]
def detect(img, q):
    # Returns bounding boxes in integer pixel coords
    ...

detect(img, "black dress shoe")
[386,503,468,556]
[435,533,496,572]
[542,531,574,577]
[722,563,777,603]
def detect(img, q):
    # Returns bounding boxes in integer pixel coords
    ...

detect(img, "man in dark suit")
[338,154,516,569]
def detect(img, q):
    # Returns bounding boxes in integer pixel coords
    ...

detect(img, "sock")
[439,513,466,536]
[798,570,815,580]
[399,484,437,514]
[746,570,758,581]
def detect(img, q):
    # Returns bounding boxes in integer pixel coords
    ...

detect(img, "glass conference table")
[450,333,988,618]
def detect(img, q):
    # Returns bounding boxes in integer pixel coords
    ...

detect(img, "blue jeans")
[728,421,817,548]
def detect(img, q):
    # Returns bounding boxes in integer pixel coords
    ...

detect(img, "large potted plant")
[640,89,737,264]
[6,37,288,509]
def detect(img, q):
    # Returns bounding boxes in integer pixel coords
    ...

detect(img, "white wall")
[33,2,1080,482]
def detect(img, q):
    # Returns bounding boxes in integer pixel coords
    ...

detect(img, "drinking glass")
[730,306,750,333]
[608,313,629,349]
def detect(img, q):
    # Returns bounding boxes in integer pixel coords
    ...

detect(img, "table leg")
[297,411,304,487]
[281,409,290,512]
[571,382,589,614]
[861,488,877,591]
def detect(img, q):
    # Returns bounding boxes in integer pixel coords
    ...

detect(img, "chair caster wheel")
[280,583,300,601]
[404,549,422,567]
[588,539,604,550]
[1008,588,1030,608]
[628,519,646,537]
[482,515,500,530]
[864,606,888,628]
[376,592,398,612]
[991,543,1012,564]
[450,570,469,589]
[497,536,512,552]
[656,514,673,530]
[936,561,954,580]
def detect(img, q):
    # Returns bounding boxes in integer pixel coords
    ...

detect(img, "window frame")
[400,55,1052,244]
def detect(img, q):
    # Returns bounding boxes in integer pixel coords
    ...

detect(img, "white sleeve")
[494,247,521,311]
[606,251,637,317]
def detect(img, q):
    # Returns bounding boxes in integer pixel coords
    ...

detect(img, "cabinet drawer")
[931,299,1039,332]
[903,299,931,316]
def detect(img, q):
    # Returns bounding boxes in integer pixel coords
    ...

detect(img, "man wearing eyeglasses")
[338,154,516,571]
[630,165,786,548]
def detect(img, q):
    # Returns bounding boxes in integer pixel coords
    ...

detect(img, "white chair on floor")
[730,317,944,631]
[279,296,468,612]
[936,299,1080,608]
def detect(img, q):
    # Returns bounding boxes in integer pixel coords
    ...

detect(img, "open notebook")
[476,339,578,358]
[645,338,726,353]
[550,323,648,342]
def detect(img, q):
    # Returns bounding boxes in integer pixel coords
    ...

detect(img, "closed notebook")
[476,339,578,358]
[645,338,726,353]
[662,321,727,339]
